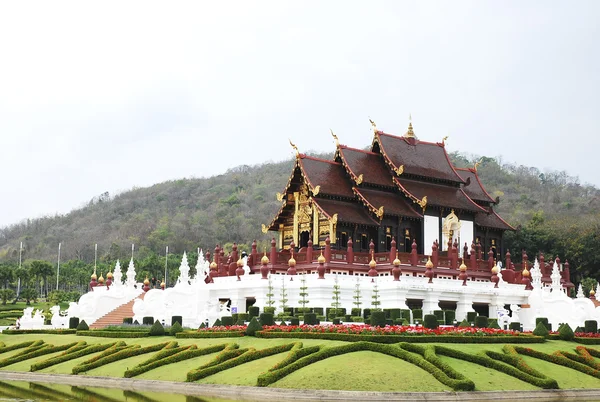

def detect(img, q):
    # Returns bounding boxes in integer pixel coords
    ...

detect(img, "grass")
[4,333,600,392]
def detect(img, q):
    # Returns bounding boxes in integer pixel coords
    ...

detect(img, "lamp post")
[453,319,458,327]
[17,242,22,298]
[56,243,61,290]
[164,246,169,288]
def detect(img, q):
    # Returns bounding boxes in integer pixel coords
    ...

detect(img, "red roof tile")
[456,168,496,204]
[313,198,380,226]
[354,187,422,219]
[475,209,515,231]
[376,133,465,183]
[394,178,486,212]
[337,146,393,187]
[299,156,354,199]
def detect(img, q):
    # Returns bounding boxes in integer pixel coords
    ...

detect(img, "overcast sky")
[0,1,598,228]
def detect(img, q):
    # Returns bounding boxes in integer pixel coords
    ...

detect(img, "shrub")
[171,316,183,326]
[475,316,489,329]
[444,310,456,325]
[412,309,423,321]
[362,308,371,320]
[259,313,274,326]
[122,318,133,324]
[576,326,585,333]
[231,313,239,323]
[459,319,470,328]
[69,317,80,329]
[332,318,340,325]
[351,316,363,323]
[467,312,477,322]
[313,307,324,315]
[509,322,521,331]
[488,319,501,329]
[76,320,89,331]
[248,306,259,318]
[133,320,140,325]
[585,320,598,334]
[199,322,206,329]
[433,310,444,322]
[150,320,165,336]
[533,321,549,338]
[389,309,401,320]
[423,314,439,329]
[237,313,249,322]
[246,317,263,336]
[263,307,276,314]
[351,308,361,317]
[303,313,317,325]
[169,322,183,336]
[142,317,154,326]
[401,309,411,320]
[290,318,299,326]
[213,319,222,327]
[370,311,386,328]
[221,316,234,326]
[559,323,575,341]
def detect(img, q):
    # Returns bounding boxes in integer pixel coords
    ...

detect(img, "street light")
[453,319,458,327]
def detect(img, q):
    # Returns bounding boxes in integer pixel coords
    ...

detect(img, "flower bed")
[260,324,522,337]
[177,325,246,338]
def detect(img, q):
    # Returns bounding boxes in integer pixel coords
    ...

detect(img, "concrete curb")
[0,371,599,401]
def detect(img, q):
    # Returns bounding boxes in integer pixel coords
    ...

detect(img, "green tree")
[331,274,342,318]
[29,260,54,298]
[20,288,38,305]
[0,289,15,305]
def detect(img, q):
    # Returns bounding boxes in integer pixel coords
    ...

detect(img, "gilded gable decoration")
[394,165,404,176]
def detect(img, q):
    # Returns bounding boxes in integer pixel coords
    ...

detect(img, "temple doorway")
[299,231,310,248]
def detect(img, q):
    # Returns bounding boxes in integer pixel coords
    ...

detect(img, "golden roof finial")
[442,135,449,146]
[406,114,415,138]
[289,139,299,157]
[369,118,377,132]
[474,157,483,172]
[330,129,339,147]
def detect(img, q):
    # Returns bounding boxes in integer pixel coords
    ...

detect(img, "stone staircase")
[89,292,145,329]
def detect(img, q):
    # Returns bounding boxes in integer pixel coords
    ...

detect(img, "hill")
[1,152,600,281]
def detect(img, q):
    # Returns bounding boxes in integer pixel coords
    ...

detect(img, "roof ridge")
[339,145,379,155]
[300,154,342,166]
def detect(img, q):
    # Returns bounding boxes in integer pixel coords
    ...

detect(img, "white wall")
[461,220,474,253]
[423,215,439,256]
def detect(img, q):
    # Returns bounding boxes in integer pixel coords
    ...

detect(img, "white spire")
[125,257,137,288]
[531,258,542,290]
[178,251,190,285]
[113,260,123,286]
[576,284,584,298]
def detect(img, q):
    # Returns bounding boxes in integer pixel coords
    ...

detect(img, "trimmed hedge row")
[31,342,117,371]
[72,342,169,374]
[0,342,78,369]
[176,331,244,339]
[2,329,76,335]
[257,341,474,391]
[125,343,229,378]
[76,341,129,366]
[0,340,35,354]
[255,331,544,344]
[267,342,320,372]
[574,337,600,345]
[188,343,295,382]
[559,347,600,370]
[513,345,600,379]
[76,330,149,338]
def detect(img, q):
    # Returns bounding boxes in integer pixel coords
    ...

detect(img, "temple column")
[312,204,319,248]
[455,293,475,321]
[293,192,299,246]
[422,289,441,315]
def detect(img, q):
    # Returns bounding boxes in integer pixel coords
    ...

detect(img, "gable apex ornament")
[289,139,299,157]
[261,224,269,234]
[441,135,449,146]
[405,114,415,138]
[331,129,339,147]
[474,157,483,172]
[369,118,377,133]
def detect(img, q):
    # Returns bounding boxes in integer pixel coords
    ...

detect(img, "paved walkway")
[0,371,599,401]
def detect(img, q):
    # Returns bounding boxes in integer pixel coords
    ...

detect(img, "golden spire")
[261,250,270,265]
[331,129,339,147]
[522,260,530,277]
[425,256,433,269]
[406,116,415,138]
[393,252,401,267]
[459,259,467,272]
[369,251,376,269]
[288,250,296,267]
[237,257,244,267]
[289,139,299,157]
[369,118,377,132]
[143,276,149,285]
[318,250,326,264]
[98,272,105,284]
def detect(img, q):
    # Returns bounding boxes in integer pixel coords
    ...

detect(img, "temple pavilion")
[264,119,513,260]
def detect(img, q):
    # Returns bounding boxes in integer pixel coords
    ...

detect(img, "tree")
[0,264,14,289]
[279,276,288,314]
[353,277,362,311]
[29,260,54,298]
[331,274,342,318]
[265,274,275,309]
[0,289,15,305]
[20,288,38,305]
[371,280,381,312]
[298,273,309,313]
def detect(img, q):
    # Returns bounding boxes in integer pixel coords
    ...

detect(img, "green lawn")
[3,333,600,392]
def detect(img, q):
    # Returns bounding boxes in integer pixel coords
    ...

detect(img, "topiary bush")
[142,317,154,326]
[69,317,80,329]
[467,312,477,323]
[488,319,500,329]
[313,307,324,316]
[290,317,299,326]
[585,320,598,334]
[133,320,140,325]
[122,318,133,324]
[221,316,234,326]
[76,320,89,331]
[169,321,183,336]
[459,319,470,328]
[362,308,371,320]
[303,313,317,325]
[423,314,439,329]
[475,316,489,328]
[370,311,386,328]
[412,309,423,321]
[171,316,182,326]
[332,318,340,325]
[351,308,361,317]
[248,306,259,319]
[444,310,456,325]
[246,317,262,336]
[212,319,222,327]
[509,322,521,331]
[352,316,363,323]
[575,326,585,333]
[433,310,444,322]
[559,323,574,341]
[533,321,549,338]
[198,322,206,329]
[263,307,276,314]
[389,308,401,320]
[259,313,274,326]
[150,320,165,336]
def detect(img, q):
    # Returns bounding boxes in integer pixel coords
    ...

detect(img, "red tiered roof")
[394,178,486,212]
[313,198,380,226]
[299,156,354,199]
[375,132,465,184]
[456,167,497,204]
[475,208,515,231]
[353,187,422,219]
[336,146,393,188]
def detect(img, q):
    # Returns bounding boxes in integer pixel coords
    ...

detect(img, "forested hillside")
[1,151,600,294]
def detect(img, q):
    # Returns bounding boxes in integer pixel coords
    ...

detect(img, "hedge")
[257,341,473,391]
[221,316,234,326]
[77,320,89,331]
[69,317,79,329]
[303,313,317,325]
[0,342,78,369]
[142,316,154,325]
[169,322,184,336]
[248,306,259,318]
[267,342,320,372]
[444,310,456,325]
[72,342,169,374]
[176,331,245,339]
[150,320,165,336]
[536,317,550,331]
[2,329,76,335]
[31,342,117,371]
[0,340,35,354]
[412,309,423,321]
[187,343,295,382]
[559,323,574,341]
[76,330,149,338]
[467,312,477,322]
[370,311,386,328]
[513,345,600,379]
[171,316,183,326]
[533,322,549,338]
[575,337,600,345]
[125,343,228,378]
[259,313,274,326]
[123,317,133,324]
[423,314,438,329]
[255,331,544,344]
[509,322,521,331]
[475,316,489,329]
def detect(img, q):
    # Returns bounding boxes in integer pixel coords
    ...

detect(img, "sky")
[0,1,598,228]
